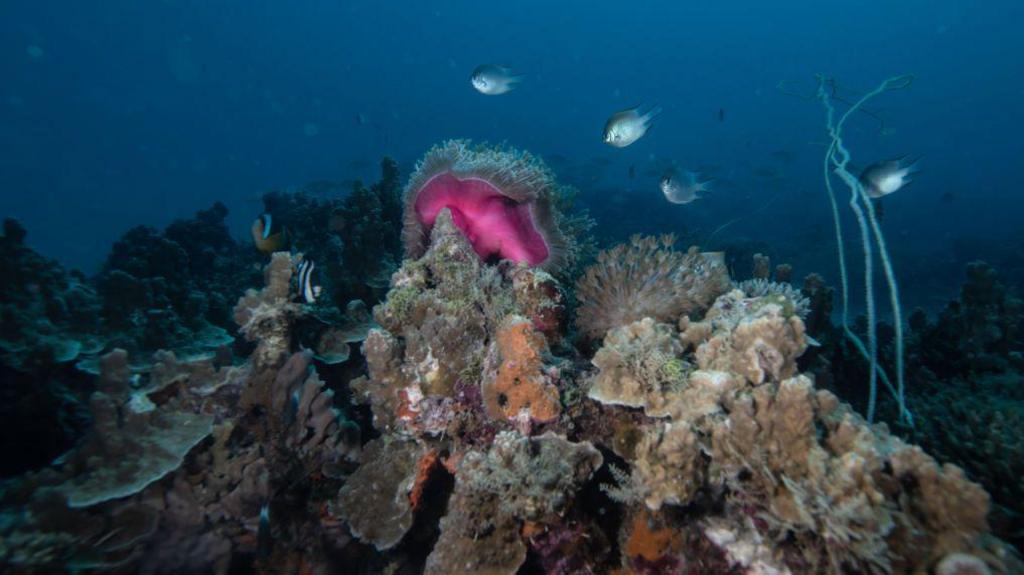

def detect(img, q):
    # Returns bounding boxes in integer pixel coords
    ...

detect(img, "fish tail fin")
[904,154,923,175]
[643,105,663,125]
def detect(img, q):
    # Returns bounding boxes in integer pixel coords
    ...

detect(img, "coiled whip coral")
[402,140,571,272]
[575,234,730,340]
[818,74,913,425]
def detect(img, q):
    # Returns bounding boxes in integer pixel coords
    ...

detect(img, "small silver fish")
[470,64,524,95]
[859,156,919,198]
[297,259,322,304]
[603,105,662,148]
[660,170,710,205]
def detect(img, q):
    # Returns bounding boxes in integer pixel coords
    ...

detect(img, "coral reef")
[97,202,259,358]
[352,208,564,434]
[0,219,101,473]
[2,147,1020,574]
[57,350,215,508]
[0,251,361,573]
[260,158,403,305]
[807,261,1024,551]
[575,234,730,340]
[0,218,102,370]
[910,261,1022,377]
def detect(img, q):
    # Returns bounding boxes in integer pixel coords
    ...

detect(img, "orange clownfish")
[252,213,288,254]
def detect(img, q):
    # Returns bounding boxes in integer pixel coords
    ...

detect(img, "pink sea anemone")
[402,140,569,271]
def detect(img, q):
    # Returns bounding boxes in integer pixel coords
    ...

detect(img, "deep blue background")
[2,1,1021,310]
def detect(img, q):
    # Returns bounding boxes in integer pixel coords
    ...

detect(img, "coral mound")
[402,140,571,271]
[575,234,730,340]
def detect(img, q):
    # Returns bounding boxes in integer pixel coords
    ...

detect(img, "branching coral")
[97,202,258,356]
[575,234,730,340]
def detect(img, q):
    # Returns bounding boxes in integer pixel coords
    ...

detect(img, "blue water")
[2,1,1022,310]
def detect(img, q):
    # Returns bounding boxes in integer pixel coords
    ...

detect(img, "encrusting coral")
[333,438,428,551]
[575,234,730,340]
[481,315,561,423]
[424,432,602,575]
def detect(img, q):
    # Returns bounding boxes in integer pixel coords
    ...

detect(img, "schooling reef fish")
[859,156,919,198]
[297,259,322,304]
[470,64,524,95]
[603,105,662,148]
[251,214,287,253]
[660,169,710,205]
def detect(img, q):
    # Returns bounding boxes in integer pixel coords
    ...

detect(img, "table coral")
[56,350,214,508]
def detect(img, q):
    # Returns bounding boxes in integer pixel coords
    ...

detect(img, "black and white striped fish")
[297,259,322,303]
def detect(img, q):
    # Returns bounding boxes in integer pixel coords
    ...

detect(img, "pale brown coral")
[57,350,214,509]
[575,235,730,340]
[589,318,744,420]
[424,432,602,575]
[632,420,704,510]
[482,315,561,423]
[689,290,808,385]
[233,252,301,367]
[334,437,427,550]
[590,286,1005,573]
[588,318,687,416]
